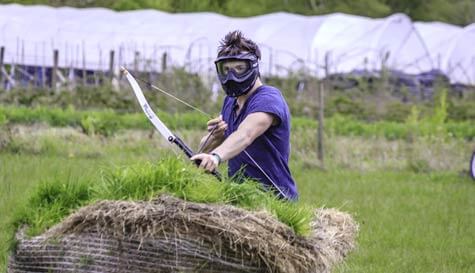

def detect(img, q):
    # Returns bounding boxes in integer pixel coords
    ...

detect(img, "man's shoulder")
[251,85,285,104]
[258,85,282,94]
[246,85,290,123]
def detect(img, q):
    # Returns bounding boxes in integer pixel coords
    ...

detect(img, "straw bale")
[9,195,358,273]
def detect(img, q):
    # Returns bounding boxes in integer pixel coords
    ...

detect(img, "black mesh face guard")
[214,53,259,97]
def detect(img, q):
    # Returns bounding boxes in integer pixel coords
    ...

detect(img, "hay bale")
[9,195,358,273]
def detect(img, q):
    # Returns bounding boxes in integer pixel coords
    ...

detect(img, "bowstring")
[136,77,211,118]
[133,74,218,153]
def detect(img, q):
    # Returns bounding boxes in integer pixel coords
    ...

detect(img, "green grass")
[0,154,106,269]
[1,125,474,272]
[1,105,474,140]
[10,157,311,240]
[294,168,475,273]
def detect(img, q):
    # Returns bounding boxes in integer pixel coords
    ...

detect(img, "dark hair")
[217,30,261,60]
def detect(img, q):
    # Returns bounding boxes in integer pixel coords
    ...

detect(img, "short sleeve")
[247,87,285,126]
[220,96,233,124]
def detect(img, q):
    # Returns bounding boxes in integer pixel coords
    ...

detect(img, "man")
[190,30,298,200]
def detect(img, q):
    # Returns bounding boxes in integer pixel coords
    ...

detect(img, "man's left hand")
[190,153,219,172]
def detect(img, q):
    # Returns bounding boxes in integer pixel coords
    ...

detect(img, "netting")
[9,195,358,273]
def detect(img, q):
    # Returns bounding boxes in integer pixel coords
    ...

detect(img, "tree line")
[1,0,474,26]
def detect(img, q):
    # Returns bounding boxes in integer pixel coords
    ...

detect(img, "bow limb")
[120,67,222,181]
[121,67,175,142]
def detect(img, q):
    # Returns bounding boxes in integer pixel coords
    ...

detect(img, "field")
[1,112,474,272]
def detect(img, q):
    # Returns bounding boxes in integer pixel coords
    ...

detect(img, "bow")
[120,66,221,180]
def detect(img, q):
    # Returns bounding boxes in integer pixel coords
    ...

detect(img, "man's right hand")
[198,115,228,153]
[207,115,228,138]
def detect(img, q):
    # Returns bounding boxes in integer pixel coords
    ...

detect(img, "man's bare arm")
[191,112,275,172]
[211,112,274,161]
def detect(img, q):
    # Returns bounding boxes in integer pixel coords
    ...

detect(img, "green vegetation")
[1,105,473,140]
[1,0,474,25]
[12,157,312,239]
[1,128,473,272]
[296,169,475,273]
[0,68,219,115]
[2,67,474,125]
[0,105,209,136]
[0,66,473,272]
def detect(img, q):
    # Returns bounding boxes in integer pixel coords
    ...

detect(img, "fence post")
[317,80,325,167]
[0,46,4,88]
[317,53,330,168]
[82,46,87,86]
[109,50,115,82]
[52,49,59,91]
[161,52,167,72]
[134,51,140,75]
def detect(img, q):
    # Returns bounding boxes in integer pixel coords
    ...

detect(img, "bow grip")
[172,136,222,181]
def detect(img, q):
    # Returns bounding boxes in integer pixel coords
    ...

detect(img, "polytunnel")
[226,12,433,77]
[2,3,473,85]
[229,12,327,76]
[416,22,475,85]
[310,13,433,76]
[116,10,231,74]
[447,24,475,85]
[0,5,125,69]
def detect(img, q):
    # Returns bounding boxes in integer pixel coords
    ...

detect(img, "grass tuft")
[11,157,313,243]
[12,177,92,236]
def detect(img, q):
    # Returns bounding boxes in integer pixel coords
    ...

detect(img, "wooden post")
[52,49,59,91]
[317,80,325,167]
[324,52,330,83]
[0,46,4,87]
[381,51,390,94]
[82,45,87,86]
[317,53,330,167]
[118,46,123,81]
[134,51,140,75]
[41,42,46,88]
[161,52,167,72]
[109,50,115,82]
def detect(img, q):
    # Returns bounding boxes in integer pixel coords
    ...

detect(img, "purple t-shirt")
[221,85,298,200]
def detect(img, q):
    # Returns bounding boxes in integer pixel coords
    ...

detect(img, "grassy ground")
[1,126,474,272]
[295,169,475,273]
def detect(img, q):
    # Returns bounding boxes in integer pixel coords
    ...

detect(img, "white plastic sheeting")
[416,22,475,84]
[309,13,433,76]
[0,4,473,84]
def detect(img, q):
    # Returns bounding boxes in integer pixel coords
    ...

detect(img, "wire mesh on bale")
[9,194,358,273]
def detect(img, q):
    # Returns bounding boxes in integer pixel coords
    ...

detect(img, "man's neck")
[236,78,263,110]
